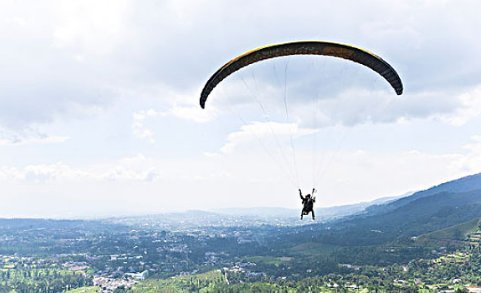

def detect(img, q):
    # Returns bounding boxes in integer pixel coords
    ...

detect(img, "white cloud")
[221,121,316,154]
[441,85,481,126]
[0,135,69,146]
[0,0,479,135]
[52,0,130,55]
[101,166,156,182]
[453,135,481,172]
[23,163,81,183]
[0,155,160,183]
[0,126,69,145]
[132,109,162,143]
[161,88,218,123]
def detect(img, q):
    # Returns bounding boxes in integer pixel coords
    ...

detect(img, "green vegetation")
[289,242,337,257]
[244,256,292,266]
[416,218,481,247]
[66,286,101,293]
[131,245,481,292]
[0,267,91,292]
[132,270,225,292]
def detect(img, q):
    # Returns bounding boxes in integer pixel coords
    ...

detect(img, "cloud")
[0,163,89,183]
[220,121,316,154]
[1,0,480,134]
[0,126,69,145]
[210,80,465,129]
[0,154,161,183]
[0,135,69,146]
[0,2,119,130]
[52,0,130,56]
[132,109,162,143]
[440,85,481,126]
[101,166,158,182]
[1,131,481,217]
[23,163,78,183]
[454,135,481,172]
[96,154,163,182]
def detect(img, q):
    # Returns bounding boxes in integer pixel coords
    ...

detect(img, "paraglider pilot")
[299,188,316,220]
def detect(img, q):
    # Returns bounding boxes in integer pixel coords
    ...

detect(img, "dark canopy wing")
[200,41,403,108]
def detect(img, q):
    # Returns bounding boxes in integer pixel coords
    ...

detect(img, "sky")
[1,0,481,218]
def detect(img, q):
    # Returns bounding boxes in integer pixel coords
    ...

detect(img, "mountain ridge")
[362,172,481,217]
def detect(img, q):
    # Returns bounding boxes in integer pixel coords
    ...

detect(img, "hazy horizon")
[0,183,419,220]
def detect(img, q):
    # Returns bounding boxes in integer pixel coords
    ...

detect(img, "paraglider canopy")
[200,41,403,108]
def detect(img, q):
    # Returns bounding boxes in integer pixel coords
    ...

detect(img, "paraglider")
[199,41,403,220]
[300,188,316,220]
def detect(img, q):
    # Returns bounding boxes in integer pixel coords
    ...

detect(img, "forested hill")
[364,172,481,216]
[346,173,481,240]
[333,189,481,244]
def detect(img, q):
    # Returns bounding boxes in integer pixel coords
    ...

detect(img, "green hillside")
[309,189,481,247]
[416,218,481,247]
